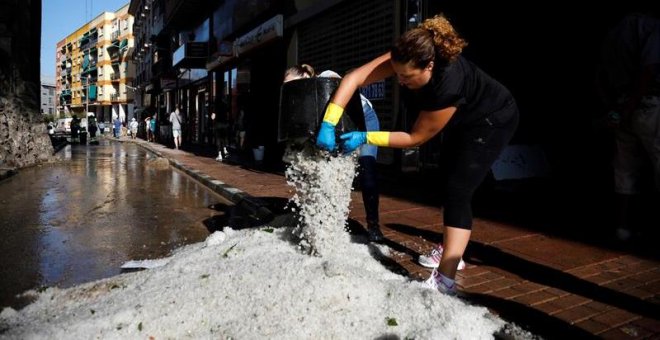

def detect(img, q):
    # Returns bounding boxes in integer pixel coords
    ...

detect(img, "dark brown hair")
[391,14,467,68]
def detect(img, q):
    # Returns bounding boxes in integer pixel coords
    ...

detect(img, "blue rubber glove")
[316,121,337,151]
[339,131,367,154]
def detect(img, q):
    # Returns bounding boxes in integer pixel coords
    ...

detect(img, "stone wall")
[0,95,53,168]
[0,0,52,168]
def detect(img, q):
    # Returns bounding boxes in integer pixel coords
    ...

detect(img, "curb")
[136,141,274,222]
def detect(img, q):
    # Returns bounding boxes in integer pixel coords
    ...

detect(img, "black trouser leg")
[359,156,379,225]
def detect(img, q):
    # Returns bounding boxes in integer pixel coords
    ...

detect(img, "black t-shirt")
[402,56,513,130]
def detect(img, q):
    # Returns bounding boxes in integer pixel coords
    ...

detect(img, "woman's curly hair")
[391,14,467,68]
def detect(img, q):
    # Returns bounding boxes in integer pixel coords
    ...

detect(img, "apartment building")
[40,80,56,115]
[56,4,135,123]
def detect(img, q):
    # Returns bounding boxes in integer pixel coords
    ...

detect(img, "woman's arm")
[331,52,395,108]
[387,107,457,148]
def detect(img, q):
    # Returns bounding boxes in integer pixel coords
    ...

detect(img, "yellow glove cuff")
[366,131,390,146]
[322,102,344,126]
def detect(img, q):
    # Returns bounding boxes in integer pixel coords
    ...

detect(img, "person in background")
[98,121,105,135]
[169,107,183,149]
[149,114,157,142]
[212,111,230,162]
[71,115,81,143]
[87,113,98,139]
[317,69,385,242]
[129,118,139,139]
[596,12,660,241]
[144,116,152,142]
[283,64,316,82]
[113,116,122,138]
[316,14,518,295]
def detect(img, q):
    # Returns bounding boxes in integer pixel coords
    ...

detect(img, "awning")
[89,85,97,100]
[119,39,128,50]
[82,54,90,69]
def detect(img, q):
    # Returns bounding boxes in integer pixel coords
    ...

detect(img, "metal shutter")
[298,0,396,130]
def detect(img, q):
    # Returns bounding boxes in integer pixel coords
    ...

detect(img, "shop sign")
[173,42,209,69]
[234,14,283,55]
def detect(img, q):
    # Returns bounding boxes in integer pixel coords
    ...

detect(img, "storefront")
[208,10,286,167]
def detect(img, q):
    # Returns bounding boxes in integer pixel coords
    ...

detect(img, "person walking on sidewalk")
[129,118,139,139]
[170,107,183,149]
[212,110,229,162]
[316,14,518,295]
[113,116,122,138]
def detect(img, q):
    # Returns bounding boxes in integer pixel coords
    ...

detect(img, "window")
[49,88,54,95]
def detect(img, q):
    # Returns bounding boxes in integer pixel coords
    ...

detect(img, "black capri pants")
[442,100,519,229]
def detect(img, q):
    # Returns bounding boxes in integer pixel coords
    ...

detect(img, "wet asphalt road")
[0,140,232,308]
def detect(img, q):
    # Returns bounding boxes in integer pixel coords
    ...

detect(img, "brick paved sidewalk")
[132,139,659,339]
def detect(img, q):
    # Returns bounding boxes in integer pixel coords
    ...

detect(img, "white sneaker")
[215,152,223,162]
[424,269,457,296]
[418,244,466,270]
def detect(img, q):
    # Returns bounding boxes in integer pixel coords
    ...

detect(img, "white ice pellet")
[285,145,358,257]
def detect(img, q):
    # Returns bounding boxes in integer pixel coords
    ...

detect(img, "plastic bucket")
[278,77,365,146]
[252,145,265,162]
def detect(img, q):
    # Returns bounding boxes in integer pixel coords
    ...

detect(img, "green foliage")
[386,317,398,326]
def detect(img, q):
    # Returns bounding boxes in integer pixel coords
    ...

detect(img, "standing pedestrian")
[113,116,122,138]
[144,116,152,141]
[149,113,157,142]
[129,118,139,139]
[169,107,183,149]
[316,14,518,295]
[596,12,660,241]
[98,121,105,135]
[212,111,229,161]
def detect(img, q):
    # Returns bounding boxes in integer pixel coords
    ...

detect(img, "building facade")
[129,0,408,168]
[56,4,135,123]
[40,80,56,115]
